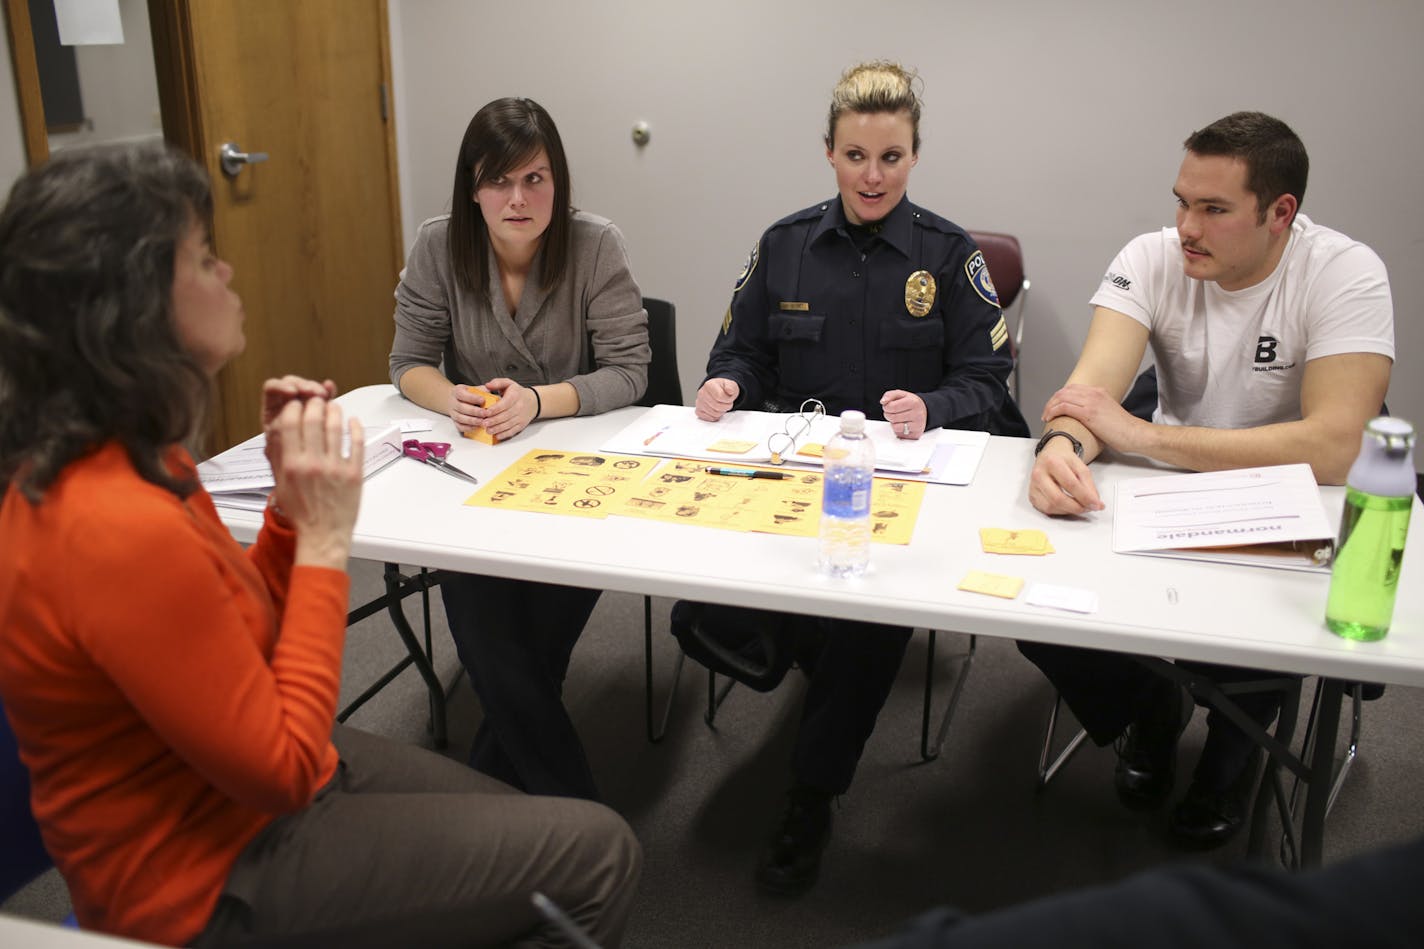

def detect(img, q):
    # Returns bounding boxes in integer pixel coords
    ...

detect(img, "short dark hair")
[0,143,213,501]
[448,97,572,298]
[1183,111,1308,223]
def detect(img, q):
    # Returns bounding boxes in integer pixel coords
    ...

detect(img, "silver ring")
[901,422,909,436]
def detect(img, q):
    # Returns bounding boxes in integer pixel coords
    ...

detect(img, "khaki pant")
[192,724,640,948]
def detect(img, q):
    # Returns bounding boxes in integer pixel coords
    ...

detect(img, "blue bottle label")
[823,468,872,519]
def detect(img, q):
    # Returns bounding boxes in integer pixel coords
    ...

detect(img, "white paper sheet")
[54,0,125,45]
[199,422,404,497]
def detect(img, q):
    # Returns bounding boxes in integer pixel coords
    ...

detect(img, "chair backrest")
[967,231,1025,311]
[1121,366,1159,422]
[636,297,683,408]
[1,698,54,902]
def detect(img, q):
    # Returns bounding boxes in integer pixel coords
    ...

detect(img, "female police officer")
[681,61,1027,897]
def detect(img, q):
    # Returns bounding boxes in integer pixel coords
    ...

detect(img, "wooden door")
[149,0,402,450]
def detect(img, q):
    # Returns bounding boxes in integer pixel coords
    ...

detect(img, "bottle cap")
[840,410,866,435]
[1366,417,1415,457]
[1350,416,1416,497]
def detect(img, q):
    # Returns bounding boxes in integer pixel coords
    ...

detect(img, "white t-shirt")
[1089,213,1394,430]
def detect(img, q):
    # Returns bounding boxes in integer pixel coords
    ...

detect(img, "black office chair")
[634,298,691,742]
[2,698,78,927]
[967,231,1029,402]
[1,699,51,905]
[636,297,682,409]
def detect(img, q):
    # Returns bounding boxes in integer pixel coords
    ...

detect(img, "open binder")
[1112,463,1334,573]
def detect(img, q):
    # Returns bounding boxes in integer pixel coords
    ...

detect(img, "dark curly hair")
[0,143,214,502]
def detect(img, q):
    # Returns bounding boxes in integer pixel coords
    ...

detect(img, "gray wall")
[389,0,1424,431]
[5,3,1420,428]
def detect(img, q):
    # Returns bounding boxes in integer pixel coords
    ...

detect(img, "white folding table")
[217,385,1424,868]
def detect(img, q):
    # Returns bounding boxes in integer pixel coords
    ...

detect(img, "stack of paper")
[199,422,404,512]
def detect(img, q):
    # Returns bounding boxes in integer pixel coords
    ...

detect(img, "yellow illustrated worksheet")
[467,451,926,543]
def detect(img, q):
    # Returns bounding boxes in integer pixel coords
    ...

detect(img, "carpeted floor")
[7,559,1424,947]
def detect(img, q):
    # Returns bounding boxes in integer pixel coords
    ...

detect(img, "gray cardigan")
[389,211,649,415]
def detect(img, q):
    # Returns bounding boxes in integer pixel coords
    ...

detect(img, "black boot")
[1170,744,1264,849]
[755,785,834,896]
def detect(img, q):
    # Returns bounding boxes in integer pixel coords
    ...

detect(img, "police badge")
[904,270,935,317]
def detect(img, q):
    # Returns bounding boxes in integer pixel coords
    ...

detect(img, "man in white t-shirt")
[1019,112,1394,849]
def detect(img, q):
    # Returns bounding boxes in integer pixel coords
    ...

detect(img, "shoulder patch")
[965,250,999,307]
[989,315,1009,351]
[732,241,760,293]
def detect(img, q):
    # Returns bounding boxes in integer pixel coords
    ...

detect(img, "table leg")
[381,563,448,749]
[1300,678,1344,869]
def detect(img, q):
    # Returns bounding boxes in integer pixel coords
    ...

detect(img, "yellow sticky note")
[979,528,1054,555]
[797,442,826,458]
[706,439,757,454]
[958,570,1024,599]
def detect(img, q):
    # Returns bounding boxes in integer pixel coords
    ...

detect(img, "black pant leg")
[791,619,912,794]
[440,574,601,800]
[1015,641,1157,746]
[1179,661,1286,789]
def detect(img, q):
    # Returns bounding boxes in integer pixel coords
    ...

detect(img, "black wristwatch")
[1034,429,1084,459]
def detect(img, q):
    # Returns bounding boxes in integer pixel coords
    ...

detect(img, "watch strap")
[1035,429,1084,458]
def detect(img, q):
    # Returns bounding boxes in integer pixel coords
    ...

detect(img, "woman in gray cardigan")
[390,97,649,799]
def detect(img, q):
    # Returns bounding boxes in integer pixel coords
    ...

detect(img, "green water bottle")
[1324,417,1415,641]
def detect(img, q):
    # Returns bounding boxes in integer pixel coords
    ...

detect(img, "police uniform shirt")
[704,196,1025,434]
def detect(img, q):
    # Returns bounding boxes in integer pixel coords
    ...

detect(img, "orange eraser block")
[462,387,500,444]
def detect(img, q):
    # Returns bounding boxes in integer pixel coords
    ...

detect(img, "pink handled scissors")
[402,439,480,485]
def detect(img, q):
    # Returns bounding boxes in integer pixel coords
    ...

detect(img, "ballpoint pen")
[704,466,787,480]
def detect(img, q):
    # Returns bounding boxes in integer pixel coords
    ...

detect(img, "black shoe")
[1169,750,1261,849]
[1169,781,1248,848]
[1114,678,1190,810]
[755,787,833,897]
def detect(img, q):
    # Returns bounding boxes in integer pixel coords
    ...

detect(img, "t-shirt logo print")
[1255,336,1279,364]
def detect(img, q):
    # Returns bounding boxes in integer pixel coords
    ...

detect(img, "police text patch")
[732,241,759,292]
[965,251,999,307]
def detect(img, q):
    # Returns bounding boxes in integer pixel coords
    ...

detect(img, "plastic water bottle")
[818,410,874,577]
[1325,417,1415,641]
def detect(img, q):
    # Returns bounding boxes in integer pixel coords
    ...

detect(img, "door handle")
[219,142,270,178]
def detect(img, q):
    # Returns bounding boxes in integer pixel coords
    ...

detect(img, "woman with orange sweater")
[0,144,639,947]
